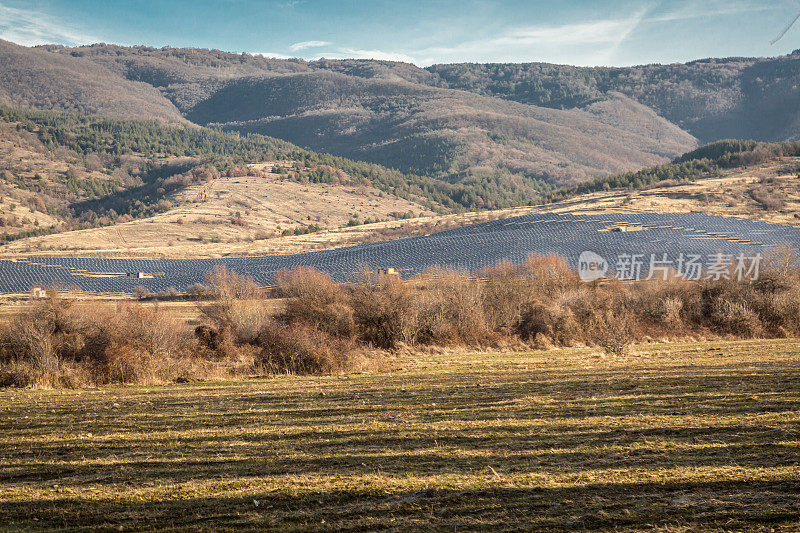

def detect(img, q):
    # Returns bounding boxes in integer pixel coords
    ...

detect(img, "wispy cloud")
[254,51,295,59]
[288,2,781,67]
[279,12,648,67]
[646,0,778,23]
[0,1,98,46]
[289,40,332,52]
[410,11,649,66]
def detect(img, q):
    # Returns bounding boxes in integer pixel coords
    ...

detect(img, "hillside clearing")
[538,159,800,225]
[1,339,798,531]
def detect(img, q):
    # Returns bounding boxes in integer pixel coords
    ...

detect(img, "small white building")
[30,286,47,299]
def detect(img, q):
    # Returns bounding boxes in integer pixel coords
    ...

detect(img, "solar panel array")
[1,213,799,294]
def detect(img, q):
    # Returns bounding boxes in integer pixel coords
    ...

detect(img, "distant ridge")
[1,39,698,187]
[2,39,799,188]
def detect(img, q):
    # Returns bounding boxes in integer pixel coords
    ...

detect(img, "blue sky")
[1,0,799,66]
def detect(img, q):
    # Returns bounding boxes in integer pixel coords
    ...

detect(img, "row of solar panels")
[1,213,798,294]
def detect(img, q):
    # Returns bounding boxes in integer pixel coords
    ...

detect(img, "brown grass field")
[1,339,798,531]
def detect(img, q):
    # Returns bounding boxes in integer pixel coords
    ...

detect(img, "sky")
[1,0,800,67]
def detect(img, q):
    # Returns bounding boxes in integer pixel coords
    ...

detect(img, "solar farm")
[1,212,799,294]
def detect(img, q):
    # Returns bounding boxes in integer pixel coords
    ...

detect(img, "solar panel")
[2,212,798,293]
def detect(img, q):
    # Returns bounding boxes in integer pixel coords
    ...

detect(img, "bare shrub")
[761,244,800,288]
[75,303,189,385]
[275,267,354,338]
[0,294,84,388]
[116,303,187,358]
[204,266,263,301]
[633,277,695,328]
[517,254,580,297]
[749,186,786,211]
[705,290,762,338]
[350,270,415,349]
[223,300,273,344]
[92,343,155,385]
[651,296,684,325]
[761,291,800,336]
[194,324,238,359]
[257,322,355,375]
[199,267,271,344]
[0,295,191,387]
[479,255,580,337]
[516,300,581,346]
[592,311,635,356]
[480,261,528,333]
[414,269,493,346]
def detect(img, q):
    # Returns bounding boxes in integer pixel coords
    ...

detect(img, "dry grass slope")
[0,162,433,257]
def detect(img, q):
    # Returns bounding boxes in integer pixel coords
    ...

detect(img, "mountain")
[427,52,800,143]
[0,40,697,188]
[2,40,800,190]
[0,40,183,121]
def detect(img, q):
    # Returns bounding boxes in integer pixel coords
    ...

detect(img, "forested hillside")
[553,139,800,199]
[1,40,698,187]
[0,40,183,121]
[0,106,444,243]
[3,39,800,201]
[428,51,800,142]
[0,106,559,244]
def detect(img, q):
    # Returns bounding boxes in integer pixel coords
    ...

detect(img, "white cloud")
[0,1,98,46]
[279,13,647,67]
[254,51,295,59]
[289,40,332,52]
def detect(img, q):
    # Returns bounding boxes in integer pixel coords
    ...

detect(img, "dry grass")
[0,164,433,258]
[0,339,798,530]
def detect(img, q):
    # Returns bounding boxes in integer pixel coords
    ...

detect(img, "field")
[0,295,208,328]
[1,339,798,531]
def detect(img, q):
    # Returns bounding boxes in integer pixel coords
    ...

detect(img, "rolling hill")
[3,40,800,190]
[0,40,184,121]
[427,52,800,143]
[2,40,800,260]
[0,106,446,247]
[0,40,700,187]
[3,132,798,259]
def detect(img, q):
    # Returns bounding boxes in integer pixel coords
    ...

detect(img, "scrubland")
[1,249,798,388]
